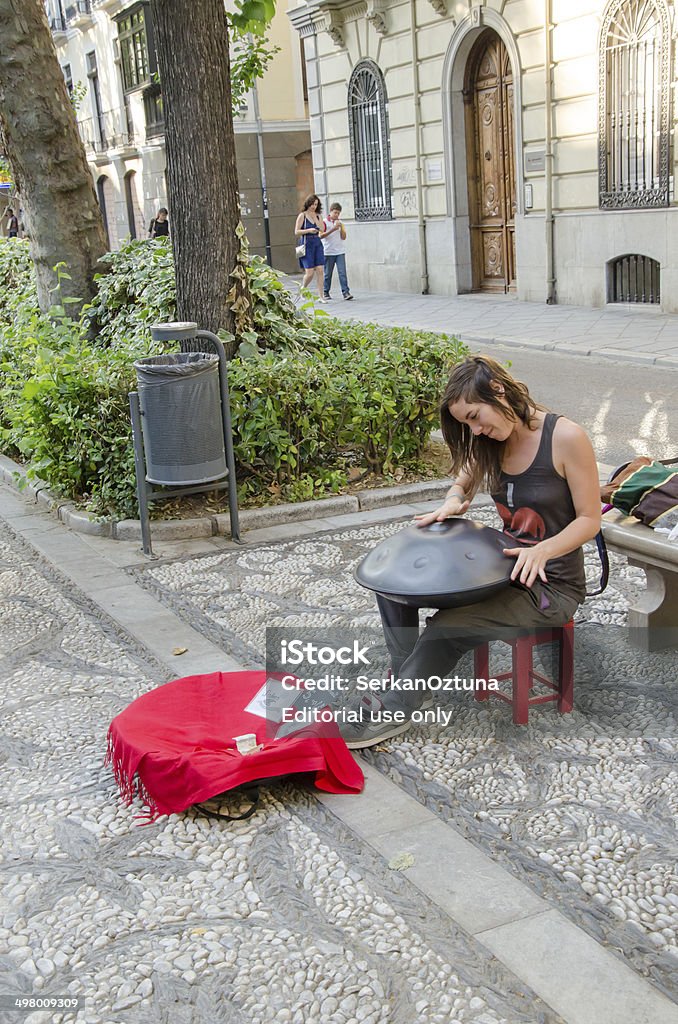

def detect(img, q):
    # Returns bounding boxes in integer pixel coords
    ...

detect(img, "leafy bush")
[83,236,176,348]
[0,239,467,517]
[0,239,38,325]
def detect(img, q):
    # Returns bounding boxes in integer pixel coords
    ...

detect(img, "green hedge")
[0,239,466,517]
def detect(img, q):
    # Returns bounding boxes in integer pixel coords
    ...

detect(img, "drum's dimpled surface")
[355,518,515,608]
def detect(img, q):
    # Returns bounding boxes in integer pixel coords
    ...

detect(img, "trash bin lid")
[355,518,515,608]
[134,352,219,384]
[150,322,199,343]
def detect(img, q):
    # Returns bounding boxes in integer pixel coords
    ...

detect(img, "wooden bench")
[601,509,678,651]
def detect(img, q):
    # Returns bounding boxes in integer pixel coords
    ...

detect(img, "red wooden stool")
[473,619,574,725]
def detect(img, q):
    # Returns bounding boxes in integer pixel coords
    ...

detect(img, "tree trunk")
[0,0,108,314]
[151,0,248,353]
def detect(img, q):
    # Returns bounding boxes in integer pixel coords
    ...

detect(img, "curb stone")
[115,516,214,542]
[0,452,452,542]
[598,348,658,365]
[356,480,450,509]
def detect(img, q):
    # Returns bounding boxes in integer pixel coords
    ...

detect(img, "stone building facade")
[289,0,678,310]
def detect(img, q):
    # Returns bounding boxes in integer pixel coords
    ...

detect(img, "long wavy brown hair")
[440,355,543,494]
[302,194,322,213]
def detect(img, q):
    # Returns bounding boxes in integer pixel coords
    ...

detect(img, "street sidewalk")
[289,279,678,368]
[2,280,677,1022]
[2,480,677,1024]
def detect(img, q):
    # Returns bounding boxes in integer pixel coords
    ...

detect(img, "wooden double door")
[465,30,517,293]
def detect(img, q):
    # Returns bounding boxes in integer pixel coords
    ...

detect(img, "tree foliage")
[230,31,280,115]
[0,239,465,516]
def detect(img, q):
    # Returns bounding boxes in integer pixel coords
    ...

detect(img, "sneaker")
[323,293,332,300]
[343,293,354,300]
[376,668,433,711]
[317,297,330,304]
[338,693,413,750]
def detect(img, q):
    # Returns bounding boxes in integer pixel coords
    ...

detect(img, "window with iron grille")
[117,5,152,92]
[608,254,660,303]
[348,60,393,221]
[599,0,671,209]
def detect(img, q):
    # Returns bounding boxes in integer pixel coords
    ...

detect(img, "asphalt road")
[485,345,678,467]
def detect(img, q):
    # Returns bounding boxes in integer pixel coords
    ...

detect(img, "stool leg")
[474,644,490,702]
[512,636,531,725]
[558,622,575,714]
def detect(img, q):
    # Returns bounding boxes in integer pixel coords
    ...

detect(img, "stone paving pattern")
[0,517,572,1024]
[2,277,678,1022]
[134,509,678,1007]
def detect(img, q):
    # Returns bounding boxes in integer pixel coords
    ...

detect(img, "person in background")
[294,194,327,302]
[322,202,353,300]
[149,208,169,239]
[6,208,18,238]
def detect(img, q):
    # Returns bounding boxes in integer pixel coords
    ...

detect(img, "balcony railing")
[65,0,91,20]
[48,14,67,32]
[90,0,125,12]
[77,109,135,154]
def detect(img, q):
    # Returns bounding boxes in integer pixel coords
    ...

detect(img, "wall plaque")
[524,149,546,173]
[426,160,443,182]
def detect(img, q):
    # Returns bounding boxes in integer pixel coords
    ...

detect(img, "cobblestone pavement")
[134,507,678,1009]
[2,482,678,1024]
[0,514,568,1024]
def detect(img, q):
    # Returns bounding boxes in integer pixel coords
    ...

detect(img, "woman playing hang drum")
[341,354,601,748]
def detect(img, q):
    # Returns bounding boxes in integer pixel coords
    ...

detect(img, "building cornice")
[288,0,396,47]
[234,118,312,134]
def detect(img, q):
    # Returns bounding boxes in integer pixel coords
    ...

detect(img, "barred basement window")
[348,60,393,221]
[599,0,671,209]
[608,254,660,303]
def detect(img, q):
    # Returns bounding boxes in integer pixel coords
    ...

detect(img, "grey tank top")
[490,413,586,601]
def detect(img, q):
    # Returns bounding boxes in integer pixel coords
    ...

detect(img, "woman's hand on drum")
[414,494,469,528]
[502,541,550,588]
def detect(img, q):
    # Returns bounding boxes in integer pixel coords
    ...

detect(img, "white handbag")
[295,238,306,259]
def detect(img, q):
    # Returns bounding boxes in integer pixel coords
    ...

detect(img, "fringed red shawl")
[106,671,364,821]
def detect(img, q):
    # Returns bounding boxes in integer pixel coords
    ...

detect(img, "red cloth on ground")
[106,671,363,820]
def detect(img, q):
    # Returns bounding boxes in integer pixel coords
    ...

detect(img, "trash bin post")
[129,391,154,557]
[196,329,240,544]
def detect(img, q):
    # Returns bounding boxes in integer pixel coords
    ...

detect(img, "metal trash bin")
[134,352,227,485]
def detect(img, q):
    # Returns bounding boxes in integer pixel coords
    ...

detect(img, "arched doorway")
[465,30,516,293]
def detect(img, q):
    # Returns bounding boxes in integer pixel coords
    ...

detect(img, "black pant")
[376,583,580,710]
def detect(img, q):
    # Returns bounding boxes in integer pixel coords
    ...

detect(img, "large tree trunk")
[152,0,248,354]
[0,0,108,314]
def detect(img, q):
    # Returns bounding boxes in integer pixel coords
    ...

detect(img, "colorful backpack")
[602,456,678,530]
